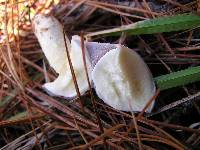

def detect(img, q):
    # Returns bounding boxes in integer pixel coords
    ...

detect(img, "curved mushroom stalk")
[33,14,91,98]
[91,45,156,112]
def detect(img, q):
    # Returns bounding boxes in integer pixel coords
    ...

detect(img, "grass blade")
[154,66,200,90]
[86,13,200,37]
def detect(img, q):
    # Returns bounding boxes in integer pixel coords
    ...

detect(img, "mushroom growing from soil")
[33,14,156,112]
[33,14,92,98]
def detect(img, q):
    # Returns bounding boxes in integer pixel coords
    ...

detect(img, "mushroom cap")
[92,45,156,112]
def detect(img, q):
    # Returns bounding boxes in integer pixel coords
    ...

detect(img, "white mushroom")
[91,45,156,112]
[33,14,156,112]
[33,14,91,98]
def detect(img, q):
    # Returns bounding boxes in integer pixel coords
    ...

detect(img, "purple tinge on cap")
[86,42,117,68]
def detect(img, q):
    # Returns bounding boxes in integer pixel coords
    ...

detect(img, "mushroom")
[91,45,156,112]
[33,14,92,98]
[33,14,156,112]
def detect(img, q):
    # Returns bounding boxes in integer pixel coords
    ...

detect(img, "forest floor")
[0,0,200,149]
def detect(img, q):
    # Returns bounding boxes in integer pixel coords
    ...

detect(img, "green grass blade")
[7,111,28,121]
[154,66,200,91]
[86,13,200,37]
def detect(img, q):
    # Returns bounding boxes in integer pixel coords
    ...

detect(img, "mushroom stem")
[33,14,91,98]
